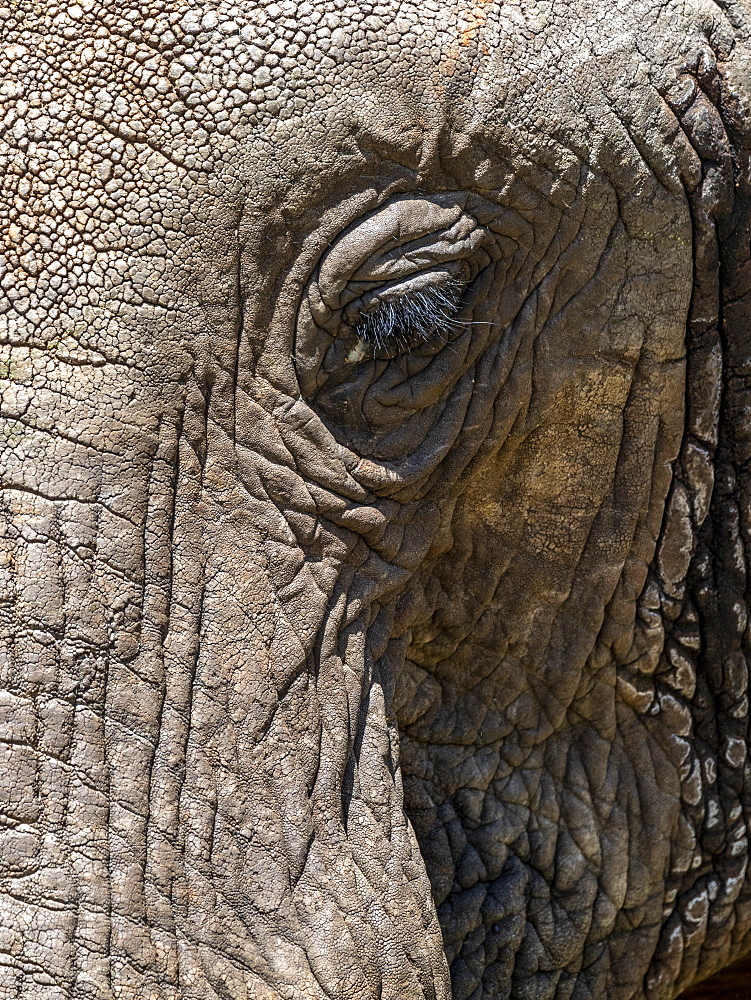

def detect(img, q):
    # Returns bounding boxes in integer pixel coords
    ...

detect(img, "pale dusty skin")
[1,2,751,999]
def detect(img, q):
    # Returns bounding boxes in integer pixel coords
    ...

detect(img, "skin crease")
[1,1,751,999]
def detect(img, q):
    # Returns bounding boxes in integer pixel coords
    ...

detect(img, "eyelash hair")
[353,278,464,354]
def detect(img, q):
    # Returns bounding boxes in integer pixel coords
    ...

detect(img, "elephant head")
[2,1,751,998]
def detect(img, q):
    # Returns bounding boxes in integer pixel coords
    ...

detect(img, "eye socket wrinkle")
[353,278,465,355]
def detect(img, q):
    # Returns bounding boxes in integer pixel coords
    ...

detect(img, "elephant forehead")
[5,0,731,194]
[213,0,728,202]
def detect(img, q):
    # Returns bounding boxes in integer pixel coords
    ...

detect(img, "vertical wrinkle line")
[232,222,244,447]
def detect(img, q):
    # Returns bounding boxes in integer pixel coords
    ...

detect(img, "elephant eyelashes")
[349,276,466,359]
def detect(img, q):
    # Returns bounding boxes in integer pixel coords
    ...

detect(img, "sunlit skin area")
[1,2,751,998]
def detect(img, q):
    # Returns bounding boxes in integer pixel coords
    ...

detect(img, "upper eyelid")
[316,197,479,307]
[351,217,481,281]
[348,227,487,288]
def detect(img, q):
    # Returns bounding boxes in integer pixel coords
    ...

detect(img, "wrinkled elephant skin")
[2,2,751,999]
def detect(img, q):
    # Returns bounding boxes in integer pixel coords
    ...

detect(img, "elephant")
[2,0,751,997]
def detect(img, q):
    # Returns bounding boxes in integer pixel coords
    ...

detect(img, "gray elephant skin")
[2,1,751,998]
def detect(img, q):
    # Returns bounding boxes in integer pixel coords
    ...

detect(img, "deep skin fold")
[1,1,751,999]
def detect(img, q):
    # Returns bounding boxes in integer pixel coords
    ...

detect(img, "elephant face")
[2,1,751,998]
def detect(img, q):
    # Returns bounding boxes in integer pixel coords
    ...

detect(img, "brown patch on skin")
[441,3,492,78]
[459,0,494,46]
[441,45,460,77]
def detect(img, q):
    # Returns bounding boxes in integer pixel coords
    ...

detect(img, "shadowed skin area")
[1,1,751,999]
[678,953,751,997]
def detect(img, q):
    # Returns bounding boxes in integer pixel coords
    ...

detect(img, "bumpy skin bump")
[1,2,751,999]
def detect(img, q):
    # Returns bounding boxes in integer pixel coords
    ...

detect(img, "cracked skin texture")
[1,0,751,998]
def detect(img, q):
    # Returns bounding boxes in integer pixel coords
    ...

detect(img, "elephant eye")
[294,194,497,398]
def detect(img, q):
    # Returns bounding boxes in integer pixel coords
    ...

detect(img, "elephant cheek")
[0,409,448,1000]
